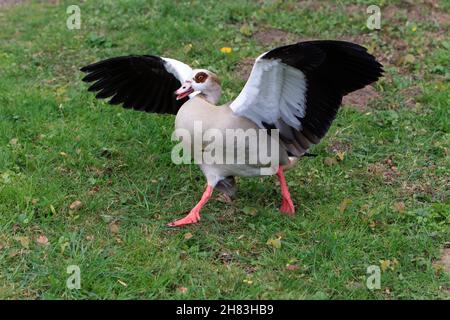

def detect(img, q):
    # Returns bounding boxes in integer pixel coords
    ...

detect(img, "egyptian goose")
[81,40,383,227]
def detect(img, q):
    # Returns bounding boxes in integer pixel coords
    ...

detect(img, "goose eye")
[194,72,208,83]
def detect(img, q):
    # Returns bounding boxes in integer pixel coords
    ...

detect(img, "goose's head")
[175,69,221,104]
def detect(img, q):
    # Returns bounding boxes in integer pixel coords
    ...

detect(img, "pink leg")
[276,167,295,215]
[168,185,213,227]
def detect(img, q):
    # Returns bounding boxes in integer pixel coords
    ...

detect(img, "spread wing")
[80,55,193,114]
[230,40,383,156]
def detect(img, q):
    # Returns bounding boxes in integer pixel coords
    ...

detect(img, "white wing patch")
[162,57,193,83]
[230,54,307,131]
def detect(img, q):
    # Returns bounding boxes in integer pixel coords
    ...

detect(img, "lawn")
[0,0,448,299]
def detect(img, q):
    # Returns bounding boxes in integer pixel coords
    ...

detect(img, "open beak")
[175,81,194,100]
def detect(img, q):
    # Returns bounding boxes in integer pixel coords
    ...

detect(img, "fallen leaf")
[69,200,82,210]
[286,264,300,271]
[109,220,120,234]
[336,151,346,161]
[433,247,450,274]
[216,193,233,203]
[243,279,253,285]
[15,236,30,249]
[49,204,57,215]
[9,250,19,258]
[380,259,391,272]
[36,235,49,246]
[393,202,406,213]
[266,237,282,249]
[86,235,94,241]
[59,152,68,157]
[178,286,188,294]
[88,186,100,195]
[183,43,193,54]
[9,138,18,146]
[339,198,352,214]
[184,232,193,240]
[117,280,127,287]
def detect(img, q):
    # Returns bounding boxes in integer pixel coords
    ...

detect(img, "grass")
[0,0,448,299]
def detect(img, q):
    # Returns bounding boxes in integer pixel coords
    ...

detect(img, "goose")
[81,40,383,227]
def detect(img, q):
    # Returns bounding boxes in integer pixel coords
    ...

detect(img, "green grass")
[0,0,448,299]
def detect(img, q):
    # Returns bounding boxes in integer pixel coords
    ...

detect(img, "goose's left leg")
[276,167,295,215]
[168,185,213,227]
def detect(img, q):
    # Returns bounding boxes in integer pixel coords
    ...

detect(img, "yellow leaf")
[184,232,193,240]
[183,43,193,54]
[15,236,30,249]
[336,151,346,162]
[49,204,57,215]
[339,198,352,214]
[380,259,391,272]
[117,280,127,287]
[266,237,282,249]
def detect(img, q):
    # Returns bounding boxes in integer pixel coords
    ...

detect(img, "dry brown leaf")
[286,264,300,271]
[109,221,120,234]
[36,235,49,246]
[184,232,193,240]
[178,286,188,294]
[9,138,18,146]
[393,202,406,213]
[69,200,82,210]
[88,186,100,195]
[15,236,30,249]
[9,250,19,258]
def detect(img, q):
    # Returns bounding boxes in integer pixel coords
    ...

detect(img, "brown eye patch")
[194,72,208,83]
